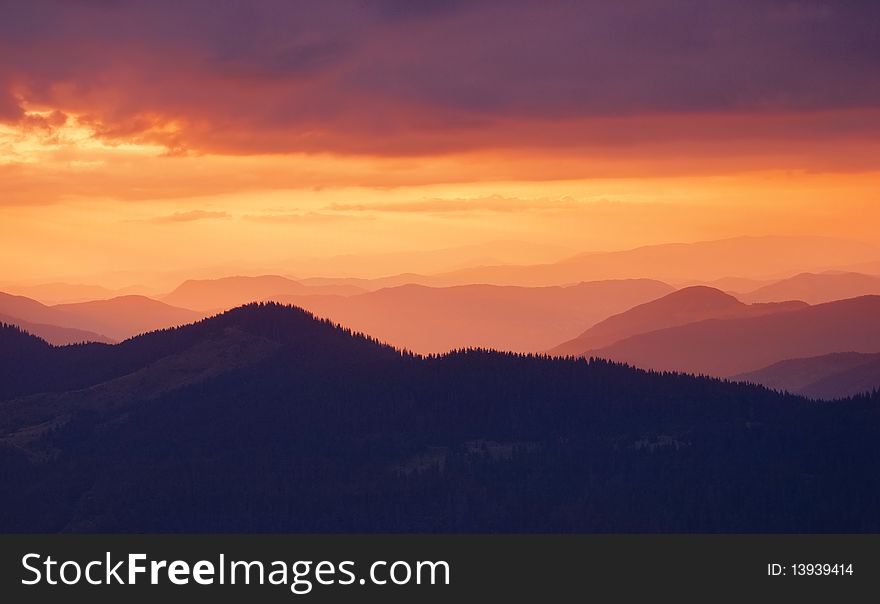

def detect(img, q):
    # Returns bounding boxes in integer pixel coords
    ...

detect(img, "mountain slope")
[0,291,79,326]
[0,304,399,404]
[1,303,879,533]
[742,272,880,305]
[270,279,674,353]
[53,295,203,340]
[550,286,806,355]
[162,275,364,311]
[0,313,114,345]
[1,291,192,342]
[4,282,148,304]
[737,352,880,400]
[585,295,880,377]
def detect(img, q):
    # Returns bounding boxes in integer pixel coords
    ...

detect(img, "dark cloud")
[0,91,22,121]
[1,0,879,155]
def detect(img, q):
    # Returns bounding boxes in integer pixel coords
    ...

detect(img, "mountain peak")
[651,285,743,308]
[549,286,747,355]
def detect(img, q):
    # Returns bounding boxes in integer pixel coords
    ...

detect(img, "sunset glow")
[5,0,880,549]
[2,1,880,288]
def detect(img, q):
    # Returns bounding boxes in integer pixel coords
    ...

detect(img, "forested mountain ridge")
[1,303,878,533]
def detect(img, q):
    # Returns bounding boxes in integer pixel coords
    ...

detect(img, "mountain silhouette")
[53,295,203,340]
[4,282,148,304]
[162,275,365,311]
[1,303,879,533]
[549,286,807,355]
[686,276,773,293]
[742,272,880,305]
[269,279,674,353]
[283,240,571,280]
[0,312,114,345]
[415,236,880,287]
[1,291,198,342]
[584,295,880,377]
[0,291,81,326]
[737,352,880,400]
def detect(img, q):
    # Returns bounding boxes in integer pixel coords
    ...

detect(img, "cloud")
[327,195,585,214]
[143,210,230,224]
[0,1,879,157]
[243,211,374,224]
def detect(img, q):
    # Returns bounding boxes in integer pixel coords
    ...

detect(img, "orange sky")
[2,108,880,288]
[2,2,880,289]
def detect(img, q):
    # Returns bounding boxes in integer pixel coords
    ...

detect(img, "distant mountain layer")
[270,279,674,353]
[162,275,365,310]
[3,282,148,305]
[737,352,880,400]
[742,272,880,305]
[1,303,879,533]
[549,286,807,356]
[0,291,203,342]
[0,313,114,345]
[416,236,880,287]
[585,295,880,377]
[284,239,572,279]
[0,291,80,327]
[53,295,203,341]
[0,277,672,353]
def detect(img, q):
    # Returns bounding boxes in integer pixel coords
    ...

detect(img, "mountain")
[269,279,674,353]
[737,352,880,400]
[297,273,445,292]
[2,282,148,304]
[162,275,365,311]
[0,313,114,345]
[742,272,880,305]
[0,291,80,326]
[53,295,203,341]
[677,276,774,293]
[0,291,193,341]
[0,291,116,342]
[549,286,807,356]
[283,240,572,279]
[418,236,880,287]
[1,303,879,533]
[585,295,880,377]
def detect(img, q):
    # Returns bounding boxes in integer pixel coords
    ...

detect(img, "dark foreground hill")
[1,304,878,533]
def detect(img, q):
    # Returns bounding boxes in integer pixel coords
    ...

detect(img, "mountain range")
[0,292,202,342]
[161,275,365,311]
[272,279,674,354]
[0,313,114,346]
[282,239,572,279]
[740,272,880,305]
[406,236,880,287]
[580,295,880,377]
[549,286,807,356]
[0,282,149,305]
[1,303,878,533]
[52,296,203,341]
[737,352,880,400]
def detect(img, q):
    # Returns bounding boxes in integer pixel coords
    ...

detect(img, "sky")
[2,0,880,286]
